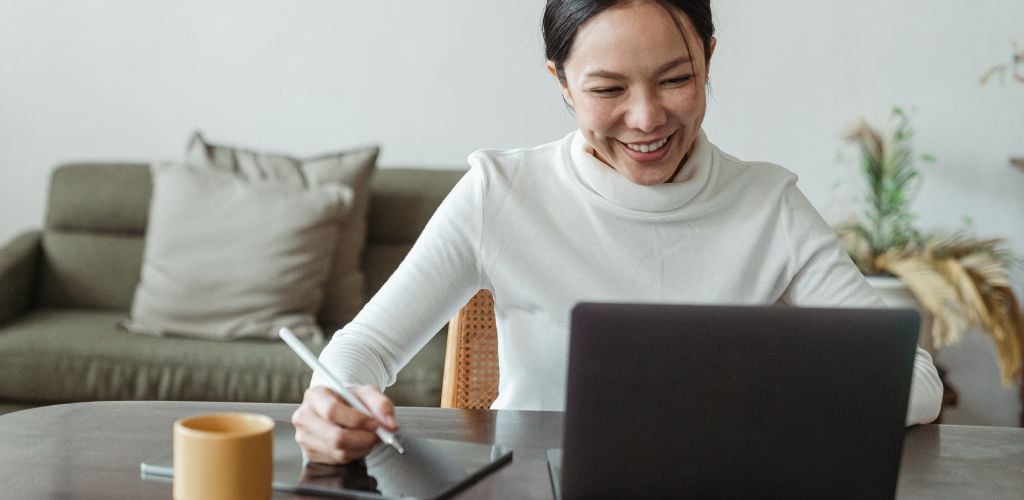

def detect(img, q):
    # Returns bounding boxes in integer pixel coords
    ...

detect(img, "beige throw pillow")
[184,133,378,333]
[124,162,351,340]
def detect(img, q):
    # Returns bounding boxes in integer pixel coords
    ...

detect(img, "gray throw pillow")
[184,132,378,334]
[124,162,351,340]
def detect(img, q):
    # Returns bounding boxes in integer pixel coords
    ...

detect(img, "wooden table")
[0,401,1021,499]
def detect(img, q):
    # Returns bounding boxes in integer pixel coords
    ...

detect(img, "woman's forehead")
[566,2,703,76]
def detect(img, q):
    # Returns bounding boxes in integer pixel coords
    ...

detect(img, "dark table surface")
[0,401,1021,499]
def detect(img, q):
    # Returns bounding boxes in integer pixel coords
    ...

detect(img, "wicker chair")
[440,290,499,409]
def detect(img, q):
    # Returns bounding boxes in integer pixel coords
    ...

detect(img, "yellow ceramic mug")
[173,412,275,500]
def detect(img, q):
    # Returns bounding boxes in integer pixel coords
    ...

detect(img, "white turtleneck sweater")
[314,130,943,425]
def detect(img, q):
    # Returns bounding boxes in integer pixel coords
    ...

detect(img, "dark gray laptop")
[550,303,920,500]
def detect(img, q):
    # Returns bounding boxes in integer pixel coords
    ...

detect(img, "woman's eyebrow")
[655,56,692,74]
[583,56,693,80]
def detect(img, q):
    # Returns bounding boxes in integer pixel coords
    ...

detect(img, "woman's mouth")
[618,133,674,163]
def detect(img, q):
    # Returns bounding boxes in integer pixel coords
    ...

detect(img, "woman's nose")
[624,91,668,133]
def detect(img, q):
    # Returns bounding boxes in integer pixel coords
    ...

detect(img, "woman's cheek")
[580,99,620,135]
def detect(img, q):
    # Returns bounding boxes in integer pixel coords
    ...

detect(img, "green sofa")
[0,163,465,415]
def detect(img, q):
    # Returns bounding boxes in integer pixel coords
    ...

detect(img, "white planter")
[865,275,919,309]
[864,275,933,353]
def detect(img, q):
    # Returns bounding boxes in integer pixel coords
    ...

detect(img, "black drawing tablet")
[141,421,513,499]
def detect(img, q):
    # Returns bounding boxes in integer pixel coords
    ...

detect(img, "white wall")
[707,0,1024,251]
[0,0,573,240]
[2,0,1022,424]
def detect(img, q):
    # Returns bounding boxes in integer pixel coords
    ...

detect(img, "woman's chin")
[621,166,675,186]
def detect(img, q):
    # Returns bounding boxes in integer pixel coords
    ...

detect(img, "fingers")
[294,416,377,464]
[352,385,399,432]
[291,385,398,464]
[309,386,378,432]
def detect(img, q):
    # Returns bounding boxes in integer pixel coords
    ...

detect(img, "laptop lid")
[559,303,920,499]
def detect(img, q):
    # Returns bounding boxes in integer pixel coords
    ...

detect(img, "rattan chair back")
[441,290,499,409]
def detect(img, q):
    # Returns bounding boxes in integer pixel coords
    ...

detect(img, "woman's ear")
[546,60,574,108]
[546,60,559,79]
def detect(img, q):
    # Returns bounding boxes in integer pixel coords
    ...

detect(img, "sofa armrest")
[0,230,41,325]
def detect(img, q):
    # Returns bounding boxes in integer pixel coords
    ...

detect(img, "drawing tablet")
[141,420,513,499]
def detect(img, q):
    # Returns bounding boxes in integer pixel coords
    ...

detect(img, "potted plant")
[836,107,1024,388]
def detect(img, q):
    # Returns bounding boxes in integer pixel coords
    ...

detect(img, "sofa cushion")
[38,164,151,309]
[363,168,466,298]
[367,168,467,244]
[0,309,320,403]
[39,231,145,310]
[0,309,445,407]
[124,162,350,341]
[187,133,378,333]
[45,163,152,234]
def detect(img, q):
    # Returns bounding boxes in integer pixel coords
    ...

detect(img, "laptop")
[550,303,920,500]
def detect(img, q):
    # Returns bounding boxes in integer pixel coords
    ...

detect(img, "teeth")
[626,137,669,153]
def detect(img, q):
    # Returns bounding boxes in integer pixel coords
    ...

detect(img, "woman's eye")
[663,75,693,86]
[589,87,623,96]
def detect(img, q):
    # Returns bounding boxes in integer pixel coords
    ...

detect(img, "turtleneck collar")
[567,129,715,213]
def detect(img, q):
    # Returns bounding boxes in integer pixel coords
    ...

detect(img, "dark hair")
[542,0,715,83]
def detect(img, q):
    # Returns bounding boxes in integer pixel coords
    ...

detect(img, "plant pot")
[865,275,960,414]
[864,275,934,353]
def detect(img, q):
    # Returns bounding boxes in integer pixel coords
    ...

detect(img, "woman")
[293,0,943,464]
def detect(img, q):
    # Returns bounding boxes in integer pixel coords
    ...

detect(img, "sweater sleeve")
[778,183,943,426]
[311,165,487,392]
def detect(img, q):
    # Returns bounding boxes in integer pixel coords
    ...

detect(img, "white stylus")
[279,327,405,454]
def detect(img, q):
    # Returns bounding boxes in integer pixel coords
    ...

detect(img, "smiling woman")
[292,0,945,465]
[545,0,716,185]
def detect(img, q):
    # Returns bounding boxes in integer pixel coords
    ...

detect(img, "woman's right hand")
[292,385,399,464]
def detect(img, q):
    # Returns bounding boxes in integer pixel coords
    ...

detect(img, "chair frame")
[440,290,499,409]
